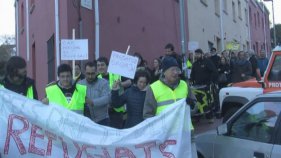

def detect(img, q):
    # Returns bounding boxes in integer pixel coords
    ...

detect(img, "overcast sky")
[0,0,280,36]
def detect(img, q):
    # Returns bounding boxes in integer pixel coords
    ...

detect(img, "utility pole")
[179,0,187,55]
[271,0,277,47]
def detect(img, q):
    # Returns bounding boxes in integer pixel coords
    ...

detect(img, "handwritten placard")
[61,39,88,60]
[107,51,138,79]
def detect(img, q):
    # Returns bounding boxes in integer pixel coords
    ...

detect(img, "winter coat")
[111,85,146,128]
[231,59,252,83]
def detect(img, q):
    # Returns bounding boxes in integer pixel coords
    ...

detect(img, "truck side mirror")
[217,124,228,135]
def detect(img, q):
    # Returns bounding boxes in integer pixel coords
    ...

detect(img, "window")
[230,101,281,143]
[245,8,248,26]
[208,41,214,51]
[20,3,24,31]
[29,0,35,14]
[254,13,256,28]
[268,56,281,81]
[223,1,227,13]
[232,1,236,22]
[200,0,208,7]
[47,35,55,83]
[238,1,242,20]
[32,43,36,80]
[257,12,260,27]
[215,0,220,16]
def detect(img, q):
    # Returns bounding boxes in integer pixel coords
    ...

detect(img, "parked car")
[196,92,281,158]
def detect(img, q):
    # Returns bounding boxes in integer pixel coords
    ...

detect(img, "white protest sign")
[107,51,138,79]
[61,39,88,60]
[0,88,191,158]
[188,41,199,51]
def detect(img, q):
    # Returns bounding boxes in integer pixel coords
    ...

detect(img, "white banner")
[107,51,138,79]
[61,39,89,60]
[0,88,191,158]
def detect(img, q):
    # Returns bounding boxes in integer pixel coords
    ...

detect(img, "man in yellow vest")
[143,56,196,118]
[2,56,38,99]
[143,56,197,157]
[97,57,131,128]
[42,64,86,114]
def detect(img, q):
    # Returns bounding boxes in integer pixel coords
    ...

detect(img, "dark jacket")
[190,58,218,85]
[257,58,269,76]
[3,77,38,100]
[231,59,252,83]
[210,54,221,68]
[111,85,146,128]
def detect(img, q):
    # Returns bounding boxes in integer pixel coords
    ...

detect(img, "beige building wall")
[187,0,250,53]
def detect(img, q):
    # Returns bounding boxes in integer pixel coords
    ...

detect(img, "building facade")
[187,0,270,54]
[15,0,188,98]
[249,0,271,55]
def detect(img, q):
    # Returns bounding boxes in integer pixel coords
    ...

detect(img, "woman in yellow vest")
[42,64,86,115]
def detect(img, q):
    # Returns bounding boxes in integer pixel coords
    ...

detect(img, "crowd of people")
[0,43,269,129]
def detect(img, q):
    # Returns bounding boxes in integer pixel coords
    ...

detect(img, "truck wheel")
[223,107,240,123]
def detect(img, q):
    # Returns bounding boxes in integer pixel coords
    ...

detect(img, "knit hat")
[161,56,179,72]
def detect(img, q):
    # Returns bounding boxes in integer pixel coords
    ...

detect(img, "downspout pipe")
[220,0,225,50]
[25,0,29,61]
[94,0,100,60]
[15,0,19,56]
[55,0,60,68]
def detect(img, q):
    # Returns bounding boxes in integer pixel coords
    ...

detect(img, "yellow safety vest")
[151,80,194,130]
[98,73,125,113]
[46,84,86,114]
[151,80,188,114]
[26,86,34,99]
[187,60,192,69]
[98,73,121,89]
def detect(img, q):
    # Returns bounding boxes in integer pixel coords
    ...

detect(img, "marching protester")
[164,43,182,70]
[248,50,261,81]
[210,47,221,68]
[111,69,150,128]
[257,51,269,77]
[190,49,218,85]
[231,51,252,83]
[74,63,85,82]
[3,56,38,99]
[143,56,197,157]
[143,56,196,117]
[42,63,87,114]
[133,52,152,75]
[217,56,231,89]
[97,57,131,128]
[78,61,111,126]
[190,49,218,122]
[151,58,161,83]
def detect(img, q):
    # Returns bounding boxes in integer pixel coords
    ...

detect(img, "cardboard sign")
[61,39,88,60]
[107,51,138,79]
[0,88,192,158]
[226,41,240,51]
